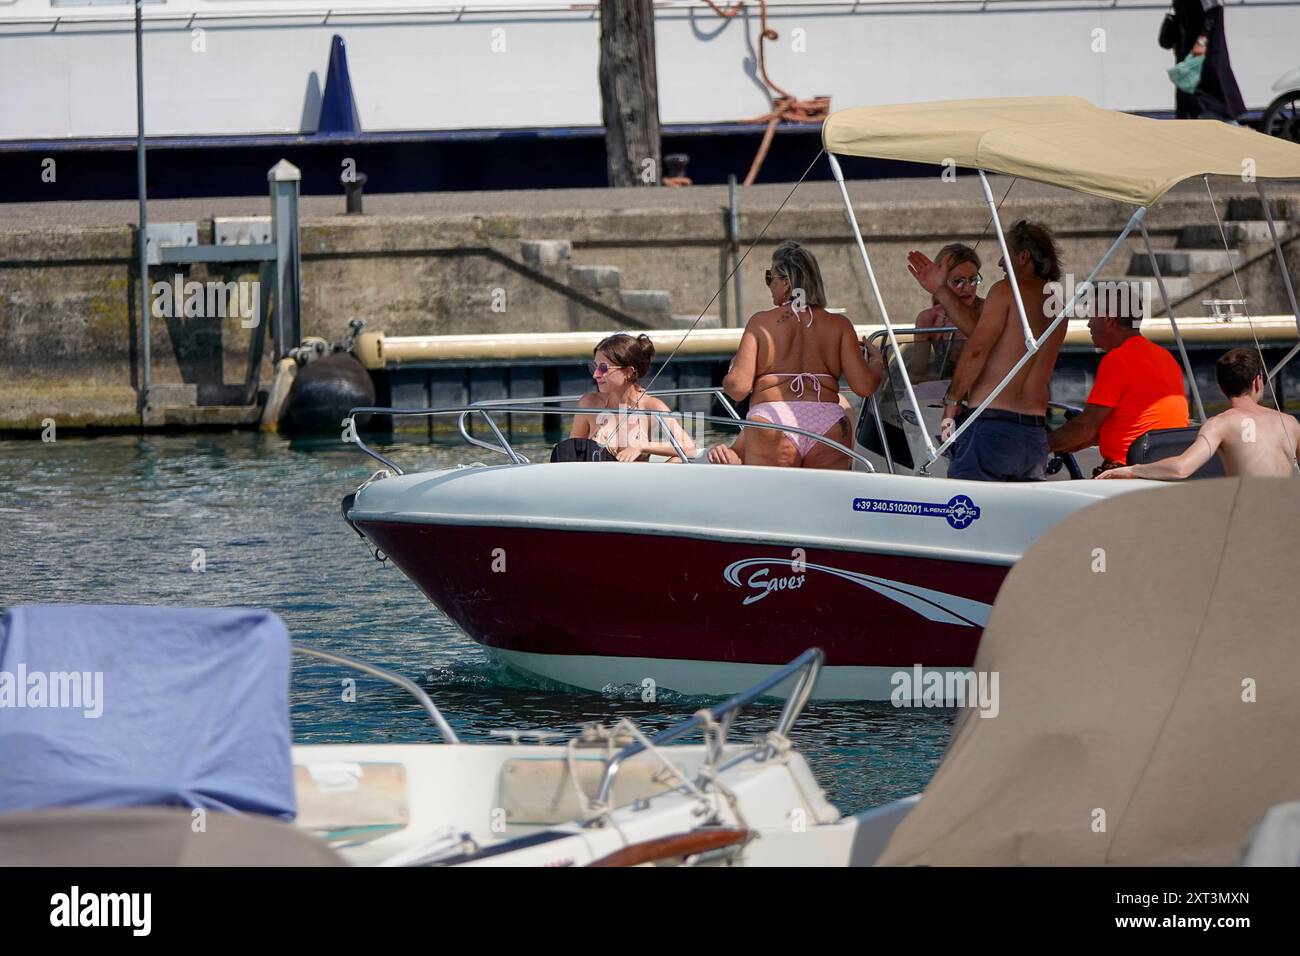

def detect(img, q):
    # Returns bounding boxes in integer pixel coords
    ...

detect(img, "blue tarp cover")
[0,605,296,819]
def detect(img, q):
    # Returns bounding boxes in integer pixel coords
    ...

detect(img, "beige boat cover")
[823,97,1300,205]
[877,478,1300,866]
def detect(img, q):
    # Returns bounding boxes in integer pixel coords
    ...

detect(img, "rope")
[585,718,712,821]
[691,708,752,834]
[1200,176,1299,473]
[565,736,600,819]
[641,147,826,394]
[698,1,829,185]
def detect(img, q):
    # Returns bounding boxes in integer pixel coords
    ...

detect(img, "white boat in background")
[4,0,1300,146]
[291,646,864,866]
[0,602,875,867]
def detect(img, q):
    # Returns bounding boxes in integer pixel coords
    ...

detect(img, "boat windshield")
[857,325,961,472]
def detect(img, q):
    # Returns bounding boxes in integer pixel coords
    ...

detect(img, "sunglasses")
[949,275,983,290]
[588,361,627,376]
[764,269,787,285]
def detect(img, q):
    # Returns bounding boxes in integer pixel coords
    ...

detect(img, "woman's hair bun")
[595,332,655,381]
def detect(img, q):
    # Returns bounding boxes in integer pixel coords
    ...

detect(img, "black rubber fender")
[283,352,376,433]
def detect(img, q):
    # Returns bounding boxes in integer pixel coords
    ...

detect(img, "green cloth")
[1168,53,1205,95]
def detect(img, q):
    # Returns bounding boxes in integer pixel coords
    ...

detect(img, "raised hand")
[907,251,952,296]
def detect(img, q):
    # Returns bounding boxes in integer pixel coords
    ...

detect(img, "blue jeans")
[949,417,1048,482]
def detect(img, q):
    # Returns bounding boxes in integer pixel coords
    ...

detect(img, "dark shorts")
[949,412,1049,482]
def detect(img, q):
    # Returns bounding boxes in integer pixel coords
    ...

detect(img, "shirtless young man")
[909,220,1065,481]
[1099,348,1300,480]
[719,240,883,469]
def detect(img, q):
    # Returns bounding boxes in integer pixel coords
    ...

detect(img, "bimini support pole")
[1139,222,1206,421]
[134,0,151,410]
[1256,180,1300,381]
[978,170,1036,352]
[827,152,937,461]
[925,205,1150,470]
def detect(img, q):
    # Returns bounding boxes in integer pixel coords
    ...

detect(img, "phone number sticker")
[853,495,982,530]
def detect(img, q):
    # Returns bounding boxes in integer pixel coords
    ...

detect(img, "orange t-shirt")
[1086,335,1190,463]
[1087,335,1190,463]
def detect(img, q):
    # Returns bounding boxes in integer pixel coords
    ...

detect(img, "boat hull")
[358,518,1004,697]
[348,463,1145,698]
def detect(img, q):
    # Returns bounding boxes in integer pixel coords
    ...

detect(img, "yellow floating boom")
[354,316,1299,369]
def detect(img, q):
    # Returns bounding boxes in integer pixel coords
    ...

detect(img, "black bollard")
[662,153,691,186]
[343,171,368,214]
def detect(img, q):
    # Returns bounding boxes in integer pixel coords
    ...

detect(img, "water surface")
[0,431,954,812]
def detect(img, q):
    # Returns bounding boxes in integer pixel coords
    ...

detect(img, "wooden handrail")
[587,828,751,867]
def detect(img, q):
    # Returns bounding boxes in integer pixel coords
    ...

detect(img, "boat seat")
[1126,426,1225,478]
[497,756,680,825]
[293,762,409,847]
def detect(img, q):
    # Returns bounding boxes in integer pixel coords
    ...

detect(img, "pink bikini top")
[759,301,837,399]
[763,372,837,399]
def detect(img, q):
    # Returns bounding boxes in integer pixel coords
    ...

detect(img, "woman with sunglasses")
[717,240,883,469]
[570,333,696,462]
[907,243,984,381]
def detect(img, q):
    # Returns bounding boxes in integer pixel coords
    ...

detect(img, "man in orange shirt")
[1049,292,1189,474]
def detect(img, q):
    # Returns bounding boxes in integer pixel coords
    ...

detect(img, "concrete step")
[1178,224,1242,248]
[569,264,622,291]
[1176,221,1293,248]
[519,239,572,268]
[1126,248,1245,277]
[1225,196,1292,222]
[1110,275,1195,301]
[621,289,673,322]
[1228,219,1293,242]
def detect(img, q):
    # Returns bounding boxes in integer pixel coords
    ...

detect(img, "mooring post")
[268,159,302,361]
[134,0,150,409]
[718,193,730,327]
[728,174,742,326]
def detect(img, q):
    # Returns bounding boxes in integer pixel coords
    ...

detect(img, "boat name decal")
[722,558,992,627]
[852,494,981,530]
[731,565,806,606]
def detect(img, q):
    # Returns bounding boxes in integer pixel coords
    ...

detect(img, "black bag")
[1158,9,1178,50]
[549,437,615,462]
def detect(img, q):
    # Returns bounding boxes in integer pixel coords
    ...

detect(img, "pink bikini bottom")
[747,401,848,459]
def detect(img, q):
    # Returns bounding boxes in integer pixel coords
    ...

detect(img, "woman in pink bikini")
[716,240,883,469]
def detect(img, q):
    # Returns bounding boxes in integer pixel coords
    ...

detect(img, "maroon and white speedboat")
[343,98,1300,699]
[345,455,1131,699]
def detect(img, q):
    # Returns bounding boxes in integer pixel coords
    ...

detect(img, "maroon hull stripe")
[357,520,1007,667]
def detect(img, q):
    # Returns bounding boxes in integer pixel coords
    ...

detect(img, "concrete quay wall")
[1,178,1297,431]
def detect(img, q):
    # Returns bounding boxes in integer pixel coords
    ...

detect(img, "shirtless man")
[720,240,882,469]
[1099,348,1300,479]
[909,220,1065,481]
